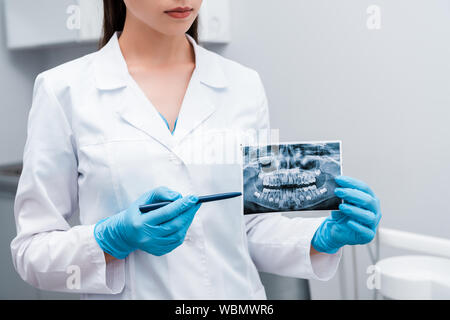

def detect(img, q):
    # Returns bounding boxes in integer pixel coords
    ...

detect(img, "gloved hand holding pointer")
[94,186,201,259]
[312,176,382,254]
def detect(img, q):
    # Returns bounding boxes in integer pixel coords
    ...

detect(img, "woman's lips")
[164,7,193,19]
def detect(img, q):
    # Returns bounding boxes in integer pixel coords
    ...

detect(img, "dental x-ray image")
[242,141,342,215]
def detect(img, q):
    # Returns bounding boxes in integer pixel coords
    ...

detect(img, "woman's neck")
[118,14,194,68]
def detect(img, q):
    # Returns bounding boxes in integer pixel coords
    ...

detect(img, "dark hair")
[100,0,199,48]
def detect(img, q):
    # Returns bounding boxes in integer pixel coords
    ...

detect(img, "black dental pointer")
[139,192,242,213]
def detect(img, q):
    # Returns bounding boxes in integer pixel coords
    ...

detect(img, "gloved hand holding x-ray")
[243,141,342,214]
[311,175,382,253]
[242,141,382,253]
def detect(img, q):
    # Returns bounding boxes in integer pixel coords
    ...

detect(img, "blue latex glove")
[94,186,201,259]
[312,176,382,254]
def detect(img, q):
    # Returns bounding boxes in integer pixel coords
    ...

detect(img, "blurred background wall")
[213,0,450,299]
[0,0,449,299]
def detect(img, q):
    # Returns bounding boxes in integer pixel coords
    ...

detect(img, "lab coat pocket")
[105,139,188,207]
[78,142,124,222]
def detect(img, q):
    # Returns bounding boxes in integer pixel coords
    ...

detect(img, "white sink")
[376,255,450,299]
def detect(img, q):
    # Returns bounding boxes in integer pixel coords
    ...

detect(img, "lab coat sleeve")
[244,74,342,280]
[10,74,125,294]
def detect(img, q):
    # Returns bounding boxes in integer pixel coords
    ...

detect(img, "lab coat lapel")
[94,33,174,149]
[173,35,229,144]
[173,77,216,144]
[115,86,175,149]
[94,32,229,150]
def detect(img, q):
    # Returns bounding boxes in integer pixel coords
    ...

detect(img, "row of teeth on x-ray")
[261,168,322,188]
[253,185,328,206]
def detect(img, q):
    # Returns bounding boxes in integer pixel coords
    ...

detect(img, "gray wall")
[0,1,46,165]
[1,0,449,299]
[208,0,450,299]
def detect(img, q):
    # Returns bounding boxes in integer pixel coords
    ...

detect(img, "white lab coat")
[11,33,341,299]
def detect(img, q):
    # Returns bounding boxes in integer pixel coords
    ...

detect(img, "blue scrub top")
[158,112,177,135]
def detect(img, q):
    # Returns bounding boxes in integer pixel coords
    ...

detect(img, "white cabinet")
[4,0,103,49]
[198,0,231,44]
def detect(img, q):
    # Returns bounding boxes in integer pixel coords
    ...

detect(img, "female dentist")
[11,0,381,299]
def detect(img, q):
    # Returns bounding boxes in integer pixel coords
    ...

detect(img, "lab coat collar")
[95,32,227,150]
[186,34,229,89]
[94,32,229,90]
[93,33,129,90]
